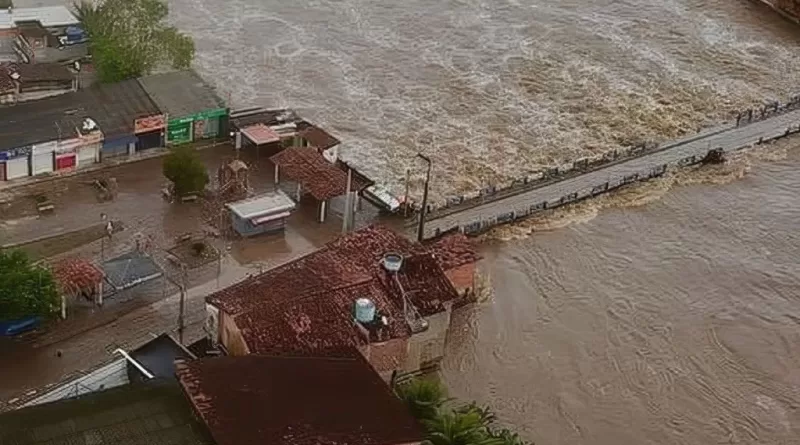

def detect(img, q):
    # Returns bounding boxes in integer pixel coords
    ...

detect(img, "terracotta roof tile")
[207,225,470,357]
[271,146,354,201]
[423,231,482,271]
[176,354,424,445]
[52,257,103,294]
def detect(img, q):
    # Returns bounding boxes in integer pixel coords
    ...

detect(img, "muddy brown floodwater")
[5,0,800,441]
[442,141,800,444]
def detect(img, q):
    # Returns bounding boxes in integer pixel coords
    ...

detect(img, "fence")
[425,122,800,238]
[411,93,800,223]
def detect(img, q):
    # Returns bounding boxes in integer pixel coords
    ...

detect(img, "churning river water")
[159,0,800,442]
[170,0,800,201]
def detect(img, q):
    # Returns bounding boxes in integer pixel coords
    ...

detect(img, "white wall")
[21,358,129,408]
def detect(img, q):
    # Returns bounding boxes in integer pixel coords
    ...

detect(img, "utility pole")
[342,168,353,233]
[177,262,187,344]
[416,153,431,242]
[100,213,108,262]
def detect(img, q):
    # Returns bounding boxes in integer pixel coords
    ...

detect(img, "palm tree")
[395,378,449,422]
[424,410,503,445]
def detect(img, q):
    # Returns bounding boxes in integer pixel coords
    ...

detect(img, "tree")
[163,146,209,198]
[395,378,450,422]
[73,0,195,83]
[0,250,59,320]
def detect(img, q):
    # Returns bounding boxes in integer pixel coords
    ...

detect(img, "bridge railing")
[424,122,800,238]
[409,93,800,225]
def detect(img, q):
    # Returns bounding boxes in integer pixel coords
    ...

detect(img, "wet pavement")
[0,143,390,402]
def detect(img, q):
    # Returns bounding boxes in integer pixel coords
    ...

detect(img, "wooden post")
[274,164,280,184]
[96,281,104,306]
[60,295,66,320]
[295,183,302,202]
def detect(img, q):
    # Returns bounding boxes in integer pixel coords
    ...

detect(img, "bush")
[395,378,532,445]
[163,146,209,198]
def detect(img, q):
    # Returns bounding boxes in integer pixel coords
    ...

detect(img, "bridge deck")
[419,108,800,239]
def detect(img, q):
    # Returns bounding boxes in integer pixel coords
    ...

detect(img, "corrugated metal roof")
[0,7,79,29]
[226,190,296,219]
[0,381,214,445]
[138,70,226,118]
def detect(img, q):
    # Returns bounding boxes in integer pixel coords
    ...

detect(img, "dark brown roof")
[0,78,160,150]
[271,146,357,201]
[176,354,424,445]
[298,122,340,150]
[5,62,74,83]
[207,225,464,355]
[423,231,482,270]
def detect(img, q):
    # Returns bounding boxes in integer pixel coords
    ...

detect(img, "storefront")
[0,146,31,181]
[55,148,77,171]
[134,114,165,151]
[166,108,227,145]
[101,135,137,159]
[31,141,56,176]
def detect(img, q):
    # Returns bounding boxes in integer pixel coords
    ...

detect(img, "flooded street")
[443,142,800,444]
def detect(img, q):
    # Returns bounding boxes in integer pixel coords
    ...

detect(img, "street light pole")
[416,153,431,242]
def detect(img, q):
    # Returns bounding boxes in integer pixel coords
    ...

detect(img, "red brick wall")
[0,29,17,37]
[445,263,476,293]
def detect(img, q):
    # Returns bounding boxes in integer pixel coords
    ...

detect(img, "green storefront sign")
[167,108,228,144]
[167,122,192,144]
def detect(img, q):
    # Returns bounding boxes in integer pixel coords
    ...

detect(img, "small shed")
[226,191,296,237]
[52,257,104,318]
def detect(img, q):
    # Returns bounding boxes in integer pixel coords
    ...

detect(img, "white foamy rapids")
[161,0,800,204]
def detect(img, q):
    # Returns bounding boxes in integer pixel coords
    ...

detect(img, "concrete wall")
[403,305,453,372]
[360,338,409,381]
[21,358,129,408]
[219,311,250,356]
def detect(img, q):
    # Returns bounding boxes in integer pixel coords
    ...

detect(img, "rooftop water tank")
[354,298,376,323]
[382,253,403,273]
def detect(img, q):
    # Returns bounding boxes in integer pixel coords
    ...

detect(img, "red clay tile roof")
[207,225,465,356]
[236,289,367,356]
[298,123,340,151]
[381,253,458,317]
[271,146,356,201]
[423,231,482,271]
[176,354,424,445]
[52,258,103,294]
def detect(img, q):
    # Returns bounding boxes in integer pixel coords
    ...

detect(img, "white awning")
[251,211,292,225]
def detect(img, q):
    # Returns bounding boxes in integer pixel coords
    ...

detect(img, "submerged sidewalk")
[0,139,229,201]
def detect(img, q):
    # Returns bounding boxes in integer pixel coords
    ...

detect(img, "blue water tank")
[354,298,376,323]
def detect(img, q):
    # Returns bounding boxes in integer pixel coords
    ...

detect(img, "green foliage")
[73,0,195,83]
[0,250,59,320]
[163,146,209,197]
[396,378,532,445]
[424,410,503,445]
[395,378,450,422]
